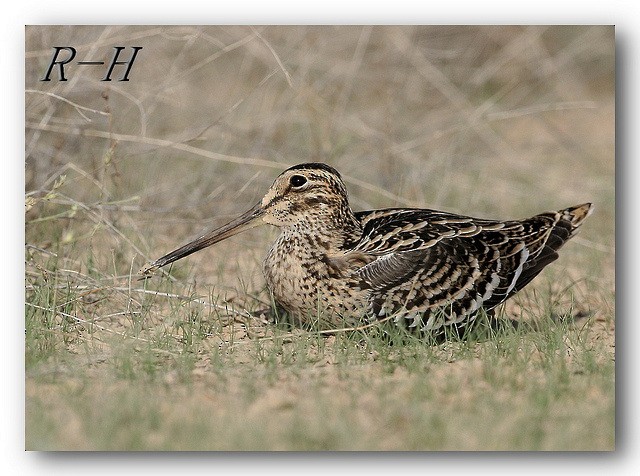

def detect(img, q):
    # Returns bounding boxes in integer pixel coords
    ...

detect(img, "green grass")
[25,25,615,451]
[25,260,614,450]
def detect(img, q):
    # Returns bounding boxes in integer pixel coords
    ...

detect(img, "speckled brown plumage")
[141,163,593,333]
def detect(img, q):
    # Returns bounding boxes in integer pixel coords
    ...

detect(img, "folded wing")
[349,204,591,331]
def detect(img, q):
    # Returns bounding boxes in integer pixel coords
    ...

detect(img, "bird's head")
[140,163,353,275]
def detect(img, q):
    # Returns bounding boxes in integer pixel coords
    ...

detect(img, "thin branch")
[25,121,417,206]
[26,89,110,122]
[251,26,294,88]
[25,121,286,170]
[390,31,514,160]
[570,236,614,254]
[122,287,253,319]
[227,313,398,350]
[486,101,598,121]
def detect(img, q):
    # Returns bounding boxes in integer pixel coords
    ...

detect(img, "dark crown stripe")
[285,162,342,179]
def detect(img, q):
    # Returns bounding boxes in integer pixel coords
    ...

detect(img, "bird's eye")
[289,174,307,188]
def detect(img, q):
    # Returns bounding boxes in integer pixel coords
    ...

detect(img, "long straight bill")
[139,202,265,276]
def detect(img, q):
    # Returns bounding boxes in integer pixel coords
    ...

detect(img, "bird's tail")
[560,202,594,238]
[507,202,593,297]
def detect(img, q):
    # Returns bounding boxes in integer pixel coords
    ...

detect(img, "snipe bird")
[141,163,592,332]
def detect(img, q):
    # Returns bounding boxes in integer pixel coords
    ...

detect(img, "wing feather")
[350,207,582,331]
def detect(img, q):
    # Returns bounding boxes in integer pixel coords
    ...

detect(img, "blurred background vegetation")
[25,25,615,450]
[26,25,614,275]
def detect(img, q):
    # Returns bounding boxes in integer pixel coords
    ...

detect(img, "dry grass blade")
[250,26,294,89]
[25,89,111,122]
